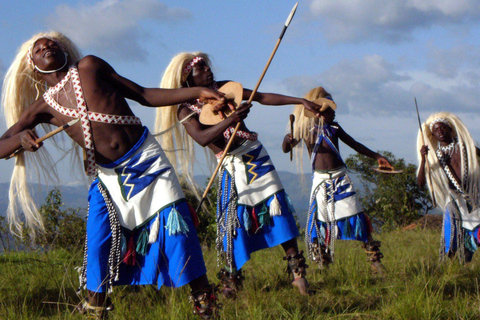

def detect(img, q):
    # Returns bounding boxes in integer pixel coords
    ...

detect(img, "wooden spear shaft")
[196,3,298,212]
[415,97,437,207]
[5,118,80,160]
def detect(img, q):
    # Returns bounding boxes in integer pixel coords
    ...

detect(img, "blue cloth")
[86,188,206,293]
[306,207,369,244]
[443,206,479,254]
[217,170,299,271]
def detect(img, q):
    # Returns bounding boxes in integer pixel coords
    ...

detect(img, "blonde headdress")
[416,112,480,209]
[289,87,333,172]
[1,31,83,238]
[155,52,215,196]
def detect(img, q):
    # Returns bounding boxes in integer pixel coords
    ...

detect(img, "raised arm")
[243,89,320,116]
[82,55,225,107]
[417,145,429,187]
[337,125,391,167]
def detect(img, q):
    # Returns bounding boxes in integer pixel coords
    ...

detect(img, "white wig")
[416,112,480,209]
[155,52,215,196]
[290,87,332,174]
[1,31,83,238]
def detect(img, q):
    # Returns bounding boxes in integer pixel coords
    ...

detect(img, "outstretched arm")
[243,89,320,116]
[82,55,226,107]
[337,126,392,168]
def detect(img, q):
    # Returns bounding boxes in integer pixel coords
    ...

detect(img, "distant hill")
[0,171,364,227]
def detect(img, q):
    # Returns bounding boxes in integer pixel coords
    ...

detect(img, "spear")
[6,118,80,159]
[289,114,295,161]
[196,2,299,212]
[415,97,436,207]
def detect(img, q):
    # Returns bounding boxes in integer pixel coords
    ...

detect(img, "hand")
[420,145,429,158]
[302,99,321,117]
[229,102,252,122]
[19,129,42,152]
[282,133,299,153]
[283,133,298,146]
[376,156,393,169]
[199,88,226,105]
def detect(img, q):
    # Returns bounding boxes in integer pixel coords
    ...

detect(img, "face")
[188,59,214,87]
[431,122,453,143]
[31,38,67,72]
[320,107,335,124]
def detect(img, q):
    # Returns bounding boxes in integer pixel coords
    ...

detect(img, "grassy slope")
[1,229,480,319]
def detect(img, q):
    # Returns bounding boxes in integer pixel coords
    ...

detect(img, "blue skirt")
[86,183,206,293]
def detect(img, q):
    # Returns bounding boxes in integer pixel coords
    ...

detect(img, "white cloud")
[46,0,191,61]
[279,52,480,116]
[308,0,480,43]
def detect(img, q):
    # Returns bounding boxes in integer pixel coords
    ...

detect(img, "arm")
[282,133,300,153]
[0,102,53,158]
[243,89,320,116]
[82,55,225,107]
[337,125,392,167]
[417,145,429,187]
[180,102,251,147]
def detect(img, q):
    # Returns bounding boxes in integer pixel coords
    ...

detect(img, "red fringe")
[123,234,136,266]
[364,214,374,234]
[251,207,260,234]
[188,202,200,227]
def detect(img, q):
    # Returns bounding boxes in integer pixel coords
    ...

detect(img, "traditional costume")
[215,139,299,271]
[304,123,372,263]
[42,65,207,292]
[418,113,480,262]
[157,52,308,297]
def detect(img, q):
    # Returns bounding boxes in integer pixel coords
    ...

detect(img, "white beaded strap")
[70,66,97,176]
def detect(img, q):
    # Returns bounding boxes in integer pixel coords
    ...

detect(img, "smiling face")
[30,38,67,73]
[431,122,454,144]
[188,59,214,87]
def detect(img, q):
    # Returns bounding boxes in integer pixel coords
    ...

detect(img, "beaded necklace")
[436,138,468,194]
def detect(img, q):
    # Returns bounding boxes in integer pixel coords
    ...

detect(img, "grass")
[1,228,480,319]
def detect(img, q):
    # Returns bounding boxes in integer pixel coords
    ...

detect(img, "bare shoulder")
[77,55,110,73]
[177,104,197,121]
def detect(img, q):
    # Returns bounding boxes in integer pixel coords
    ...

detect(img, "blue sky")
[1,0,480,184]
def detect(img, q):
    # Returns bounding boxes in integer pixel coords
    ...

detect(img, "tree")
[345,151,432,231]
[33,188,87,250]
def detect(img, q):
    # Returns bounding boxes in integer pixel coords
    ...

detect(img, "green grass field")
[1,228,479,319]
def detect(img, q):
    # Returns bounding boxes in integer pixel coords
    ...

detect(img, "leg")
[281,238,310,296]
[363,235,385,275]
[189,274,219,319]
[77,182,114,319]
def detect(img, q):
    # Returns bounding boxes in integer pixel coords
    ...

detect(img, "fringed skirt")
[305,167,371,260]
[441,200,480,262]
[216,169,298,271]
[85,188,206,293]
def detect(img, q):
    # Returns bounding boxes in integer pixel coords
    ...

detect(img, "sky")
[1,0,480,185]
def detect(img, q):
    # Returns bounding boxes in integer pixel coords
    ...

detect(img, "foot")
[76,297,113,319]
[292,277,310,296]
[216,268,244,299]
[190,288,219,319]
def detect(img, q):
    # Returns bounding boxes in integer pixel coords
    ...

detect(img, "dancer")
[0,32,225,319]
[282,87,392,272]
[157,52,322,297]
[417,112,480,263]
